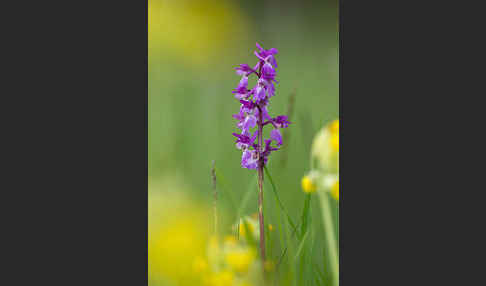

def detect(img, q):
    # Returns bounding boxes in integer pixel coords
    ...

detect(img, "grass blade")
[264,166,298,235]
[214,166,237,210]
[241,218,258,249]
[293,229,309,262]
[237,173,258,218]
[300,194,311,239]
[314,262,326,285]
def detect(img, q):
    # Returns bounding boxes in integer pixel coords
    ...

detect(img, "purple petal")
[235,64,255,76]
[239,99,256,111]
[261,63,276,81]
[232,110,245,121]
[238,75,248,88]
[267,81,275,98]
[241,150,258,169]
[254,51,265,61]
[269,55,277,68]
[254,85,266,102]
[270,129,283,146]
[273,115,291,128]
[256,42,264,52]
[243,114,257,131]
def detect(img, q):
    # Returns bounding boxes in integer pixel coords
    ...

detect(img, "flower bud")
[331,180,339,201]
[311,120,339,173]
[301,175,317,193]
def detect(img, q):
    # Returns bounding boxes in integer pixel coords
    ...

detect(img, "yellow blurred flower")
[207,235,221,268]
[329,119,339,134]
[209,235,220,249]
[238,219,255,238]
[149,181,210,284]
[311,119,339,173]
[207,270,234,286]
[331,180,339,201]
[268,224,274,232]
[329,119,339,152]
[149,214,209,282]
[224,235,238,247]
[302,175,317,193]
[149,0,250,66]
[330,133,339,152]
[193,256,209,273]
[225,248,256,273]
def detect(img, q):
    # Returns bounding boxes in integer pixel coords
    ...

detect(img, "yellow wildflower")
[311,119,339,173]
[208,270,234,286]
[329,119,339,134]
[268,224,274,231]
[225,248,256,273]
[329,120,339,152]
[149,210,209,282]
[331,180,339,201]
[301,176,317,193]
[235,216,259,242]
[239,220,255,237]
[209,235,219,250]
[330,132,339,152]
[193,256,208,273]
[224,235,237,247]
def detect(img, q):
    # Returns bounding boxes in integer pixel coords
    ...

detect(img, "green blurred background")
[149,0,338,200]
[149,0,338,283]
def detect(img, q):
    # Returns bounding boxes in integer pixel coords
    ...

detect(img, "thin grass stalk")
[211,160,218,236]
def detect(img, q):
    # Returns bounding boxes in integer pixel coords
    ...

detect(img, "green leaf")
[293,229,309,262]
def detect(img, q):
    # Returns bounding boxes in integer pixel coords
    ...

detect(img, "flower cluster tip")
[232,43,291,169]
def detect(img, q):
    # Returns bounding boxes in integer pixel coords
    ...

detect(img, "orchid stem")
[257,105,266,270]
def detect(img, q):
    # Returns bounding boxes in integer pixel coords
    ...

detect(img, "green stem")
[320,191,339,286]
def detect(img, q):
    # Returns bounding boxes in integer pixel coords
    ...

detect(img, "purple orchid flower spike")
[231,43,291,265]
[231,42,290,169]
